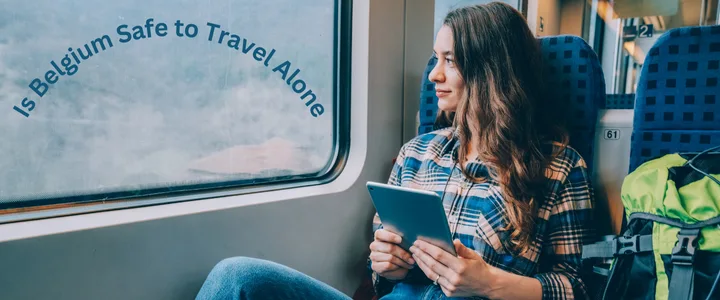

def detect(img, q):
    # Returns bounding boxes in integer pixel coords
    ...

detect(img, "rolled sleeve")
[535,272,579,300]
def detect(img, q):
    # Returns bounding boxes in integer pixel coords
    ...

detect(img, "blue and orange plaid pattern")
[370,127,595,300]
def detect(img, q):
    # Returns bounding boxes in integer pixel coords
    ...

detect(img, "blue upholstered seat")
[418,56,441,136]
[418,35,605,173]
[629,25,720,172]
[605,94,635,109]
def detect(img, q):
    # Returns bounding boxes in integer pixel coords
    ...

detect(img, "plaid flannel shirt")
[369,127,595,300]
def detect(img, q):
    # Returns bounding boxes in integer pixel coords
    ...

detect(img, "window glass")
[0,0,339,207]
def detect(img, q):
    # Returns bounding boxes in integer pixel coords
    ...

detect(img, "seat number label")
[604,129,620,140]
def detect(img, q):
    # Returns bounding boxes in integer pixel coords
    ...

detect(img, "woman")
[196,2,595,299]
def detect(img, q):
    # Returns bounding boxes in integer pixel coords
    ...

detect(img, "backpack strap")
[582,234,653,259]
[620,209,628,234]
[668,228,701,300]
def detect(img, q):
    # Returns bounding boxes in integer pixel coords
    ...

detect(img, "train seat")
[629,25,720,172]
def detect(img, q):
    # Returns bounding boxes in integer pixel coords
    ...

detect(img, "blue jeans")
[195,257,475,300]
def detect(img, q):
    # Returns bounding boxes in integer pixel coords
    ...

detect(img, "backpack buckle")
[671,230,699,266]
[616,235,640,255]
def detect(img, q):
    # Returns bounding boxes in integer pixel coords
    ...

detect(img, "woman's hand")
[410,239,497,298]
[369,229,416,281]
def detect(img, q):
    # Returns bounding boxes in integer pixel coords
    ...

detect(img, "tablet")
[366,181,457,257]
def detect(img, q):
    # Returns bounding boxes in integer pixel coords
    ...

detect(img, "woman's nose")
[428,62,444,83]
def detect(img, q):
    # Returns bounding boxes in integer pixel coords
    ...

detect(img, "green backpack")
[583,145,720,300]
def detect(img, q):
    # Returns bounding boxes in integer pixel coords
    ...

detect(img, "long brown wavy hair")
[436,2,568,254]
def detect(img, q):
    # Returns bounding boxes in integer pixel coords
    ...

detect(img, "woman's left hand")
[410,239,496,298]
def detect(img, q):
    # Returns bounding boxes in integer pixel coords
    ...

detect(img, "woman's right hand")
[369,229,416,281]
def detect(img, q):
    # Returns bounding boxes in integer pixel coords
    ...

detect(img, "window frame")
[0,0,353,224]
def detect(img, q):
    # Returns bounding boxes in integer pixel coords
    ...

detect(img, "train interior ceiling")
[0,0,718,299]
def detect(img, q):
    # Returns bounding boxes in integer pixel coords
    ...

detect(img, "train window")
[536,0,719,98]
[0,0,347,214]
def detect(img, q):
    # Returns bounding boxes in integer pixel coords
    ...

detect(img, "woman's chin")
[437,99,456,112]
